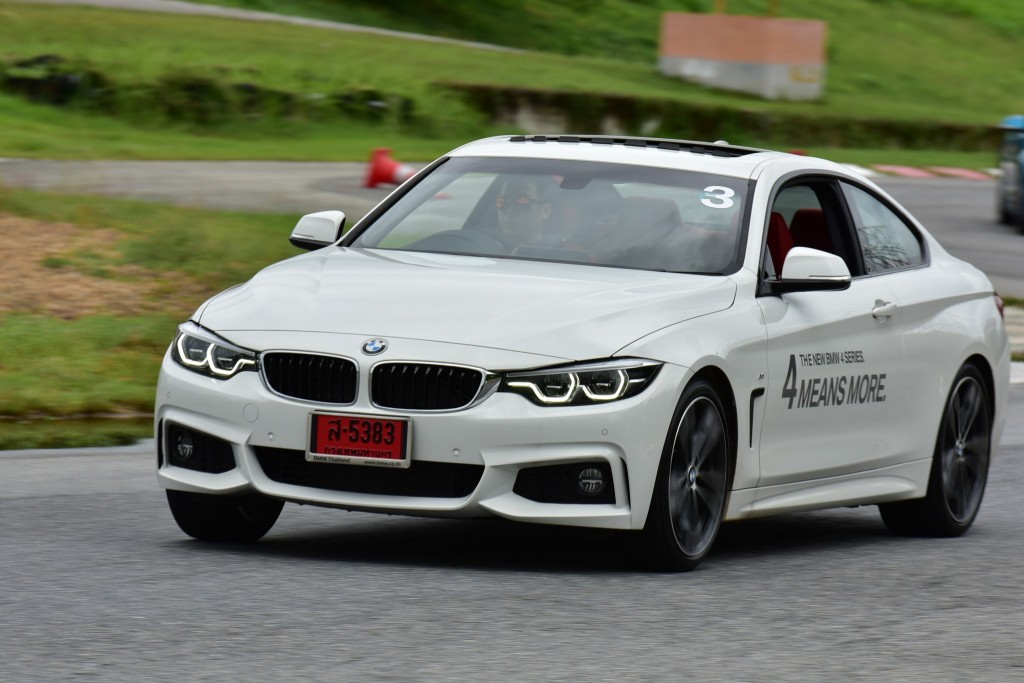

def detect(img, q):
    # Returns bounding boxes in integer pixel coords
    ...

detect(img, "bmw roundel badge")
[362,338,388,355]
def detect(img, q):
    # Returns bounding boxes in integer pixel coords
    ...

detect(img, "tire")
[879,363,991,537]
[996,186,1013,225]
[166,489,284,542]
[636,379,733,571]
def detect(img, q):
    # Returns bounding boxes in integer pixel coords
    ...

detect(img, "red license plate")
[307,413,410,468]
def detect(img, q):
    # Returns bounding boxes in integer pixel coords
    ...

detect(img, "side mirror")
[289,210,346,250]
[770,247,851,293]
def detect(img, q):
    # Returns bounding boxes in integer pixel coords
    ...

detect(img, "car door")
[837,180,941,465]
[756,176,908,487]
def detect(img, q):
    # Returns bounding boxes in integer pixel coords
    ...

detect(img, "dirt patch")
[0,213,206,318]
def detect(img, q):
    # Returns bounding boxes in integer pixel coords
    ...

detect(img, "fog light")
[175,431,195,460]
[577,467,605,496]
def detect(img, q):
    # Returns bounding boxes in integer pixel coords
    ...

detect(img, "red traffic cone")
[364,148,416,188]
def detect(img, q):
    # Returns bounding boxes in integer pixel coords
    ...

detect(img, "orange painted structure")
[658,13,827,101]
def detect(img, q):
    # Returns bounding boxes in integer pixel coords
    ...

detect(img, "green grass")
[0,187,312,446]
[0,314,177,417]
[0,92,485,161]
[0,185,305,283]
[189,0,1024,63]
[1002,296,1024,309]
[0,188,306,425]
[0,0,1021,164]
[0,417,153,451]
[799,148,996,169]
[191,0,707,62]
[0,90,1001,166]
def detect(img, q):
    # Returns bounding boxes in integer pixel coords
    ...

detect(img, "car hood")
[197,248,737,361]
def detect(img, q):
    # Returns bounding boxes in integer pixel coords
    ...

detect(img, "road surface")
[1,386,1022,681]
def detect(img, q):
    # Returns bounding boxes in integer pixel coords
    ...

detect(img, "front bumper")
[155,349,688,531]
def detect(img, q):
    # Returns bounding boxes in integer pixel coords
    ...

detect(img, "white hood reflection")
[198,248,737,359]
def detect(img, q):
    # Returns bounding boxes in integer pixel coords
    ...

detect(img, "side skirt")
[725,459,931,521]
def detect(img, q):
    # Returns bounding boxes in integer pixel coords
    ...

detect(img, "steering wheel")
[407,229,510,255]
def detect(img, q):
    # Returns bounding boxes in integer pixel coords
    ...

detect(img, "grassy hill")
[0,0,1021,161]
[190,0,1024,62]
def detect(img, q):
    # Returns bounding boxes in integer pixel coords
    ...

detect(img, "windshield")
[350,157,748,273]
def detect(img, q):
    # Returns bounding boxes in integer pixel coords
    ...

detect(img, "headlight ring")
[171,322,257,379]
[500,359,661,406]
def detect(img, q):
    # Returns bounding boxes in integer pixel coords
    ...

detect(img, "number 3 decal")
[701,186,735,209]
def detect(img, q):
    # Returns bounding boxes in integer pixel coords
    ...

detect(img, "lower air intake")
[254,447,483,498]
[164,423,236,474]
[513,462,616,504]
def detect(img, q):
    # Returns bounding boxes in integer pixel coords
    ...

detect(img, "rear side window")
[841,183,924,274]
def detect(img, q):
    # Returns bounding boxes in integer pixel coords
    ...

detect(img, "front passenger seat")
[789,208,833,253]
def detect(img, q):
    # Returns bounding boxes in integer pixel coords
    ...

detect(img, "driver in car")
[496,176,557,249]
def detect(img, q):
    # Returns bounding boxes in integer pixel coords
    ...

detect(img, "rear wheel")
[166,490,284,542]
[879,364,991,536]
[636,380,732,571]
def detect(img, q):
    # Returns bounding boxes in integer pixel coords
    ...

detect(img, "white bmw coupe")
[156,135,1010,571]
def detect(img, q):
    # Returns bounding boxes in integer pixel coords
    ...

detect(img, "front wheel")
[167,490,284,542]
[879,363,991,536]
[636,380,732,571]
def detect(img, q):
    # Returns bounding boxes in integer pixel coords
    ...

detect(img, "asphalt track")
[1,386,1022,681]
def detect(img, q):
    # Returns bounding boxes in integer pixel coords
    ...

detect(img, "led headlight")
[171,322,257,379]
[501,359,661,406]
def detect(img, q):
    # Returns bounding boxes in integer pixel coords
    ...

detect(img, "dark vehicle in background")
[997,115,1024,228]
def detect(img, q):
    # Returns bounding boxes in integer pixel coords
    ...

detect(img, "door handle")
[872,300,898,319]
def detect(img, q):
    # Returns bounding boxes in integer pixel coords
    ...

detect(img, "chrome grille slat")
[262,352,356,404]
[372,363,484,411]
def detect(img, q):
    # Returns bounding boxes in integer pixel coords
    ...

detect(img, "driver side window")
[764,184,825,278]
[763,179,861,282]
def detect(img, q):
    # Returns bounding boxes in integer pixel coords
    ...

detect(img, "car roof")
[446,135,836,180]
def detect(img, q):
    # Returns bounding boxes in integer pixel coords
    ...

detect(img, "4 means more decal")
[781,351,887,410]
